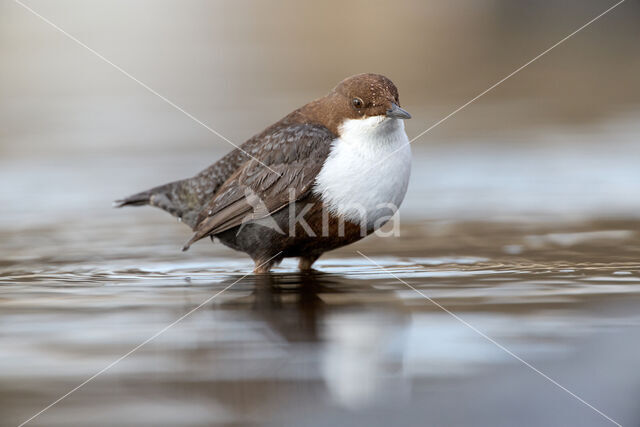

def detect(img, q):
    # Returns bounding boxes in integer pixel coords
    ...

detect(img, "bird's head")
[317,73,411,142]
[333,73,411,122]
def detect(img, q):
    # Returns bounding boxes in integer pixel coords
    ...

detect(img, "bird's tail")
[115,178,210,229]
[115,144,251,231]
[114,192,152,208]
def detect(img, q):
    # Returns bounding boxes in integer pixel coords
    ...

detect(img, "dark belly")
[214,195,374,261]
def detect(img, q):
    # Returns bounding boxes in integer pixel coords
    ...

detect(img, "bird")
[116,73,412,273]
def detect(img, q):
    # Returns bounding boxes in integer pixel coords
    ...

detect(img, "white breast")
[313,116,412,229]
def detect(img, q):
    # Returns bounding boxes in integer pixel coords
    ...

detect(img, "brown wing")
[182,124,335,250]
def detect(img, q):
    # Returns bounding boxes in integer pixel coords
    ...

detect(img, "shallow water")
[2,206,640,426]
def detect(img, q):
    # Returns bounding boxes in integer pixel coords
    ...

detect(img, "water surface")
[2,207,640,426]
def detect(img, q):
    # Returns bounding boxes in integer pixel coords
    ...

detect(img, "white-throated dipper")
[116,74,411,272]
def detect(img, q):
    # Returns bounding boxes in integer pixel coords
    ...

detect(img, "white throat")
[313,116,412,228]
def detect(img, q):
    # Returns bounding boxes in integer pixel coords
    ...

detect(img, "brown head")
[297,73,411,135]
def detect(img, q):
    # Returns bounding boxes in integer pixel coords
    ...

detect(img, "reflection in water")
[248,273,330,343]
[322,308,410,409]
[1,243,640,427]
[228,273,412,408]
[221,272,412,408]
[1,236,640,426]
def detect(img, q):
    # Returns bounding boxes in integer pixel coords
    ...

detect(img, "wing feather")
[182,124,335,250]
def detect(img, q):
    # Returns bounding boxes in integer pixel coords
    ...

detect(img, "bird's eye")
[352,97,363,109]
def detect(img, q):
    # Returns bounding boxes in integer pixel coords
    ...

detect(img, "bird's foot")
[298,256,320,272]
[253,260,275,274]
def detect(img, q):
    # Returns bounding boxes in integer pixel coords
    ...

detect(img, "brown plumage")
[116,73,410,272]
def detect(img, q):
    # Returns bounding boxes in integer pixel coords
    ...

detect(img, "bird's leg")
[253,259,275,274]
[298,255,320,272]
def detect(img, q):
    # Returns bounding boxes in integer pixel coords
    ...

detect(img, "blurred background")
[1,1,640,426]
[2,0,640,223]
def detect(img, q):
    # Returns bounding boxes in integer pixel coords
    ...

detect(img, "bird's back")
[115,108,321,228]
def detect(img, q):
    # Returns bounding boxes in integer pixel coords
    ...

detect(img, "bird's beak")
[386,103,411,119]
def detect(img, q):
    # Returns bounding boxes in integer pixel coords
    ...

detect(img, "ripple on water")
[1,218,640,426]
